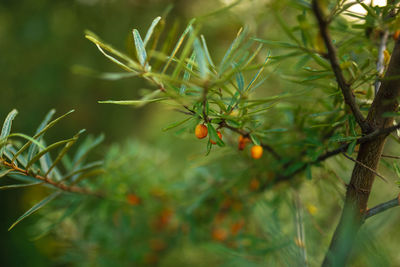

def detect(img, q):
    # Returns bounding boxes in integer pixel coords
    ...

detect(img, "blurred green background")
[2,0,399,266]
[0,0,258,265]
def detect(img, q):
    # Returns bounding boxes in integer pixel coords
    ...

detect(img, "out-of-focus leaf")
[347,140,357,155]
[1,109,18,157]
[193,37,208,78]
[8,191,62,231]
[219,27,247,74]
[162,117,193,132]
[207,123,224,147]
[0,182,43,190]
[143,16,162,47]
[200,35,215,68]
[180,52,196,95]
[26,138,77,169]
[13,110,75,161]
[61,161,103,182]
[45,129,86,177]
[27,109,56,162]
[162,21,194,74]
[133,29,147,67]
[72,66,139,80]
[99,98,166,106]
[0,169,13,178]
[72,134,105,167]
[250,134,260,146]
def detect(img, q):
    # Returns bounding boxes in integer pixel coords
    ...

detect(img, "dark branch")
[312,0,368,132]
[364,195,400,220]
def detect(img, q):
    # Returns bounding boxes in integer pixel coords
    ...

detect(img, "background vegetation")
[1,0,400,266]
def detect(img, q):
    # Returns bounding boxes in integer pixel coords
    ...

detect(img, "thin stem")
[312,0,368,132]
[1,160,102,197]
[364,194,400,219]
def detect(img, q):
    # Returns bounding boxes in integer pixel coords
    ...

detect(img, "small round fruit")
[210,131,222,144]
[238,135,250,150]
[394,30,400,41]
[195,124,208,139]
[251,145,263,159]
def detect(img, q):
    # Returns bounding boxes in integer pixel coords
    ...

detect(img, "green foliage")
[3,0,400,266]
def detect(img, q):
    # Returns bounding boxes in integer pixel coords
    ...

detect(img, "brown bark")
[322,40,400,266]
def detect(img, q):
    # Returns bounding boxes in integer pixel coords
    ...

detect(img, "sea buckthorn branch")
[1,159,103,197]
[312,0,369,133]
[218,120,282,160]
[364,194,400,220]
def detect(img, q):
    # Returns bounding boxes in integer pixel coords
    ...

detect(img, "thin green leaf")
[27,109,56,162]
[72,66,139,80]
[245,51,270,92]
[99,98,165,106]
[219,27,247,75]
[162,117,192,131]
[8,191,62,231]
[162,21,194,74]
[0,169,13,178]
[347,140,357,155]
[249,134,260,146]
[0,182,43,190]
[13,110,75,161]
[26,138,76,169]
[133,29,147,67]
[193,37,208,78]
[1,109,18,157]
[45,129,86,177]
[207,123,224,147]
[143,16,162,47]
[200,35,215,68]
[180,52,196,95]
[72,134,104,167]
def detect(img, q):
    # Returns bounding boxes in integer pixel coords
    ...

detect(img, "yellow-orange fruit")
[238,135,250,150]
[249,178,260,191]
[195,124,208,139]
[126,194,141,206]
[212,228,228,242]
[251,145,263,159]
[210,131,222,144]
[230,220,244,236]
[394,30,400,41]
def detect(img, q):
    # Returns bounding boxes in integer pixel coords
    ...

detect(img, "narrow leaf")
[13,110,75,161]
[133,29,147,67]
[143,16,162,47]
[0,182,43,190]
[27,109,56,162]
[1,109,18,157]
[8,191,61,231]
[26,138,76,169]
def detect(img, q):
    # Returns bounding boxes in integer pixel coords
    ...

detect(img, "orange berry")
[251,145,263,159]
[249,178,260,191]
[238,135,250,150]
[126,194,141,206]
[212,228,228,242]
[394,30,400,41]
[230,220,244,235]
[210,131,222,144]
[195,124,208,139]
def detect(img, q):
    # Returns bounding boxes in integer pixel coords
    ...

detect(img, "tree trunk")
[322,40,400,266]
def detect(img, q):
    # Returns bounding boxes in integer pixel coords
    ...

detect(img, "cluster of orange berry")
[195,124,263,159]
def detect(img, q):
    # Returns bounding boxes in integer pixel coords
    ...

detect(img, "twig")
[364,194,400,220]
[219,120,282,161]
[312,0,368,132]
[342,153,388,183]
[1,160,102,197]
[375,30,389,95]
[315,123,400,163]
